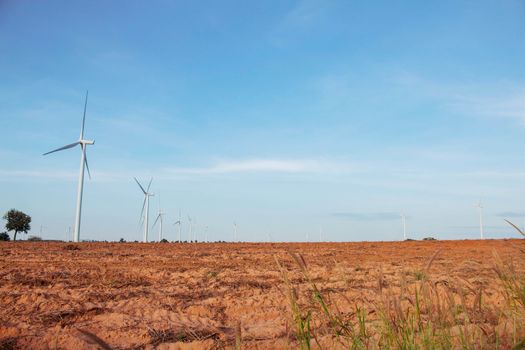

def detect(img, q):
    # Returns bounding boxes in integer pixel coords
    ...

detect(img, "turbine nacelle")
[80,139,95,146]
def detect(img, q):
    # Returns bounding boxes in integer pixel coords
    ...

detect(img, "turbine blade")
[134,177,147,194]
[84,148,92,180]
[80,90,88,140]
[146,177,153,192]
[152,214,160,229]
[43,141,80,156]
[505,219,525,237]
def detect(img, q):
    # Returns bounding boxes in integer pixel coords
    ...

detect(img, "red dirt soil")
[0,239,524,349]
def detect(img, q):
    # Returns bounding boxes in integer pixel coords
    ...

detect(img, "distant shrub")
[423,237,436,241]
[160,238,169,243]
[63,244,80,251]
[0,232,10,241]
[119,238,126,243]
[27,236,42,241]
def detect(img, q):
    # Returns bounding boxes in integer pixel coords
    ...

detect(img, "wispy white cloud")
[394,74,525,124]
[269,0,337,45]
[332,212,400,221]
[282,0,327,27]
[0,158,360,182]
[496,212,525,218]
[166,158,357,175]
[449,89,525,123]
[0,169,77,181]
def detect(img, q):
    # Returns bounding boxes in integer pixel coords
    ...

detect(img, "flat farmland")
[0,240,524,349]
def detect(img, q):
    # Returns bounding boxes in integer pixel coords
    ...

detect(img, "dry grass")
[277,247,525,349]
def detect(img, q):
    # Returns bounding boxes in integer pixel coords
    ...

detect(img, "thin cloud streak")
[332,212,400,221]
[496,212,525,218]
[166,159,358,175]
[394,74,525,124]
[0,158,360,181]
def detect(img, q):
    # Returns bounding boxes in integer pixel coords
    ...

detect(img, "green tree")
[0,232,10,241]
[3,209,31,241]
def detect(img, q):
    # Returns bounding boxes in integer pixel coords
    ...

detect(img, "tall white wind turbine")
[135,177,154,242]
[474,200,484,239]
[44,91,94,243]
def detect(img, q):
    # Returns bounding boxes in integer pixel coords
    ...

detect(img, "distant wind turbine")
[173,209,182,242]
[474,199,484,239]
[152,205,165,242]
[187,215,193,241]
[134,177,154,242]
[43,91,94,243]
[401,214,407,240]
[233,221,237,242]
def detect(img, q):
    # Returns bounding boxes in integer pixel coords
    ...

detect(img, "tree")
[3,209,31,241]
[0,232,10,241]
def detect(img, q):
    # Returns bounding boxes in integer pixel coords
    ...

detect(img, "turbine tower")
[134,177,154,242]
[44,91,94,243]
[474,200,484,239]
[233,221,237,242]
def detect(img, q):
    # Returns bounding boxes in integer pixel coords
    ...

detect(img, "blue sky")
[1,0,525,242]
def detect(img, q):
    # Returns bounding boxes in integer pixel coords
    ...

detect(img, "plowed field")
[0,239,524,349]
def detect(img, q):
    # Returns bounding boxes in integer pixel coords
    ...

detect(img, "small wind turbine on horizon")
[400,213,407,240]
[134,177,154,243]
[152,203,165,242]
[187,215,193,241]
[474,199,484,239]
[233,221,237,242]
[173,209,182,242]
[43,91,94,243]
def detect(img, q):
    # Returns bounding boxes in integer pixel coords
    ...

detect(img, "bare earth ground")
[0,239,524,349]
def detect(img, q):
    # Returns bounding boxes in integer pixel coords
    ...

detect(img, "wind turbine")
[152,206,165,242]
[173,209,182,242]
[134,177,154,242]
[187,215,193,241]
[233,221,237,242]
[474,199,484,239]
[43,91,94,243]
[401,214,407,240]
[319,226,323,242]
